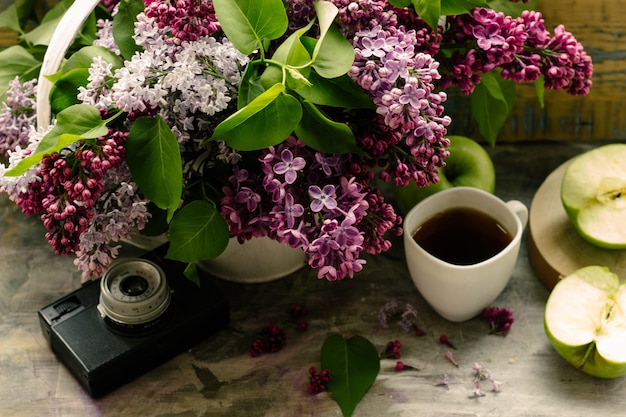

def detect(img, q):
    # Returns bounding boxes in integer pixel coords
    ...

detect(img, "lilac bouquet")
[0,0,592,281]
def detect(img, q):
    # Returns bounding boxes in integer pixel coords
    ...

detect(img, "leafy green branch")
[210,0,372,155]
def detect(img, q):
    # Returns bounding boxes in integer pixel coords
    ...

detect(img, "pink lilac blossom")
[439,8,593,95]
[143,0,220,42]
[12,132,133,261]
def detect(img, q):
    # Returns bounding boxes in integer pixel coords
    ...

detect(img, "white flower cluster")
[80,12,249,145]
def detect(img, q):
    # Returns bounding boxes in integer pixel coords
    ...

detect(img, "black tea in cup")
[412,207,512,265]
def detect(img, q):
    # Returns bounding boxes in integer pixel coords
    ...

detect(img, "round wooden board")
[528,158,626,290]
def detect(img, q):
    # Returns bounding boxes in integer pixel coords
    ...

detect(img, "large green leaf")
[165,200,230,263]
[212,0,288,55]
[126,116,183,219]
[295,101,362,155]
[113,0,143,60]
[49,68,89,114]
[237,63,266,108]
[295,72,374,110]
[488,0,538,17]
[260,18,315,90]
[58,45,123,75]
[441,0,489,15]
[307,2,354,79]
[4,104,110,176]
[210,84,302,150]
[470,71,516,146]
[321,334,380,417]
[411,0,441,32]
[0,45,41,98]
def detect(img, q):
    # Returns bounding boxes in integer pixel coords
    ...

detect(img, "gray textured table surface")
[1,140,625,417]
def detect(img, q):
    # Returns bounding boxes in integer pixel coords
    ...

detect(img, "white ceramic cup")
[403,186,528,322]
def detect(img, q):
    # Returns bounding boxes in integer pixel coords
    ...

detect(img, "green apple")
[561,144,626,248]
[544,265,626,378]
[394,135,496,214]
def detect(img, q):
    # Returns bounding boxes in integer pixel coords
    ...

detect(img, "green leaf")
[49,68,89,114]
[441,0,489,15]
[487,0,538,17]
[210,84,302,150]
[4,104,109,176]
[308,2,354,79]
[184,263,201,286]
[412,0,441,32]
[260,18,315,90]
[126,116,183,219]
[388,0,412,7]
[470,71,516,146]
[295,101,362,154]
[165,200,230,263]
[4,134,81,176]
[237,63,266,108]
[321,334,380,417]
[113,0,144,60]
[295,72,374,110]
[59,45,123,74]
[213,0,288,55]
[0,45,41,99]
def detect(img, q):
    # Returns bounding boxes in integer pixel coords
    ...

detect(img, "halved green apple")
[544,265,626,378]
[561,144,626,248]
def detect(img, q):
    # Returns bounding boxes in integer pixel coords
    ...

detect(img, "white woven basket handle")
[36,0,101,129]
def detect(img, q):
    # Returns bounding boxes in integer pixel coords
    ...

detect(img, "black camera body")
[38,248,230,397]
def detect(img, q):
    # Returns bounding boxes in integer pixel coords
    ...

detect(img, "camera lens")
[120,275,148,297]
[97,259,171,330]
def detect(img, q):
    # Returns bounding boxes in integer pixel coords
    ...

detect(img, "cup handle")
[506,200,528,230]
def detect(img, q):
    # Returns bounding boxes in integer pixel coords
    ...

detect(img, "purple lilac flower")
[350,24,451,188]
[274,149,306,184]
[221,137,377,281]
[308,184,338,212]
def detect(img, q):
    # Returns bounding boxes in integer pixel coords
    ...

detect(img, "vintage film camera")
[38,247,230,397]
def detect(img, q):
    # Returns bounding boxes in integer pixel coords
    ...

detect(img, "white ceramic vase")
[198,237,308,283]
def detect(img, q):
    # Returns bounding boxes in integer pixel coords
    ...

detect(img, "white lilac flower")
[0,124,51,199]
[93,18,120,55]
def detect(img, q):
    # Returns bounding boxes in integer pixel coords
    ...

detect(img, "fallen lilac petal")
[444,350,459,367]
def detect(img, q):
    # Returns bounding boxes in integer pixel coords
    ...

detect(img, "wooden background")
[1,0,624,142]
[499,0,626,142]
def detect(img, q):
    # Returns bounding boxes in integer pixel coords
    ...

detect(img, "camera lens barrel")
[98,259,171,327]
